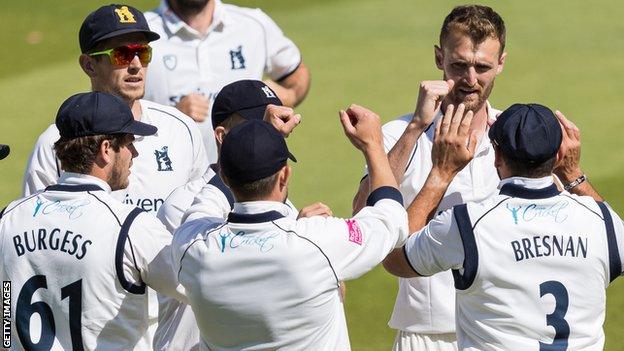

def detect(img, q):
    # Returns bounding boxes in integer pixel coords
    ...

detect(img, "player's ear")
[79,54,97,78]
[496,51,507,75]
[434,45,444,70]
[214,126,227,146]
[278,165,291,191]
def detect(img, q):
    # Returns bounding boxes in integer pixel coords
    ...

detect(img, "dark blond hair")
[440,5,506,54]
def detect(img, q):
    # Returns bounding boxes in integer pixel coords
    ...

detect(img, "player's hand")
[339,104,383,152]
[431,103,477,180]
[297,202,333,219]
[176,93,210,122]
[553,110,583,182]
[263,104,301,138]
[412,79,455,129]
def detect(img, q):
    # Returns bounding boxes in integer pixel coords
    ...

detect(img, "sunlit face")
[436,32,506,112]
[87,33,149,103]
[109,135,138,190]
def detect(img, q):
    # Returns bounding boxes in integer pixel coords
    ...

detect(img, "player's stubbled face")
[91,33,149,103]
[109,135,138,191]
[438,32,504,112]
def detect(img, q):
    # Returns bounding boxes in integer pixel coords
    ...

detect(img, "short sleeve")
[255,9,302,81]
[23,124,61,196]
[297,187,408,281]
[404,208,465,276]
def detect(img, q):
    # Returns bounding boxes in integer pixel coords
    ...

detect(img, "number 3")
[539,280,570,350]
[16,275,84,351]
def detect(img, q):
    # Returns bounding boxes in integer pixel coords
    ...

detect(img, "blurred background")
[1,1,623,349]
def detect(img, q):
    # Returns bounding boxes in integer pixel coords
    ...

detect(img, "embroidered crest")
[163,54,177,70]
[154,146,173,171]
[261,86,277,99]
[114,6,136,23]
[229,45,246,70]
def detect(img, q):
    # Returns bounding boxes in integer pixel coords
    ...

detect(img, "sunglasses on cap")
[89,44,152,66]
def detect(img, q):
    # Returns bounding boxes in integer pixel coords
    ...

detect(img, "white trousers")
[392,331,458,351]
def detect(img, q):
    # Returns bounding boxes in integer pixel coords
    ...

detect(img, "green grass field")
[2,1,624,349]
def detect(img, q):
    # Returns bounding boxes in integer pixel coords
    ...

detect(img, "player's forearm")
[407,167,454,233]
[364,144,398,192]
[557,171,604,201]
[382,247,420,278]
[266,63,310,107]
[351,177,370,215]
[387,122,427,183]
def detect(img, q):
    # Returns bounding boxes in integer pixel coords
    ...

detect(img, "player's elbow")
[382,248,420,278]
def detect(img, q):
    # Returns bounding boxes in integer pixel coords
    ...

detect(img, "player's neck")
[469,103,489,135]
[170,0,215,35]
[130,100,142,121]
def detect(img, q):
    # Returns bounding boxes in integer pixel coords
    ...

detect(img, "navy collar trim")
[227,211,286,224]
[45,184,104,192]
[499,183,560,199]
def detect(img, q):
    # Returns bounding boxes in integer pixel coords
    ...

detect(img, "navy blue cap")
[79,4,160,53]
[489,103,562,163]
[220,120,296,183]
[212,80,282,130]
[56,92,157,138]
[0,144,9,160]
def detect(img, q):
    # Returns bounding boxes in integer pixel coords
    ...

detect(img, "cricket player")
[1,92,187,350]
[351,5,507,349]
[157,79,301,233]
[154,80,305,351]
[145,0,311,160]
[23,4,209,215]
[388,103,622,350]
[171,102,430,350]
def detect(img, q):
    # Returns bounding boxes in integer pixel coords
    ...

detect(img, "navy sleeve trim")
[403,245,428,277]
[275,60,302,82]
[597,202,621,283]
[451,204,478,290]
[115,207,147,295]
[366,186,403,207]
[208,173,235,208]
[0,206,5,220]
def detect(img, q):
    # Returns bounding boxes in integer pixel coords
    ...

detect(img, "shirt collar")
[53,172,112,193]
[498,176,560,199]
[228,201,291,223]
[159,0,227,37]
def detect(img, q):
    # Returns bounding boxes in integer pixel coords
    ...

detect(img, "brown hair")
[54,134,126,174]
[440,5,506,54]
[222,172,280,202]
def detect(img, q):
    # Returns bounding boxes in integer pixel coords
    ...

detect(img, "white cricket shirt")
[1,173,186,350]
[22,99,209,214]
[145,0,302,162]
[405,177,624,350]
[172,187,408,350]
[381,103,501,334]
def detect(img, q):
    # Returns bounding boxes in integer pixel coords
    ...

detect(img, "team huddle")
[1,2,622,351]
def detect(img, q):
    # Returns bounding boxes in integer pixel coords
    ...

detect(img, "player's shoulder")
[559,191,607,217]
[222,3,277,28]
[382,113,412,135]
[174,216,225,247]
[1,193,41,220]
[140,99,199,134]
[34,123,60,146]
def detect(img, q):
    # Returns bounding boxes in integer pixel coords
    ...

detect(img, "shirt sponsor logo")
[345,219,362,245]
[123,195,164,213]
[33,198,90,220]
[114,6,136,23]
[229,45,246,70]
[155,146,173,171]
[506,201,569,225]
[218,230,277,253]
[163,54,177,70]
